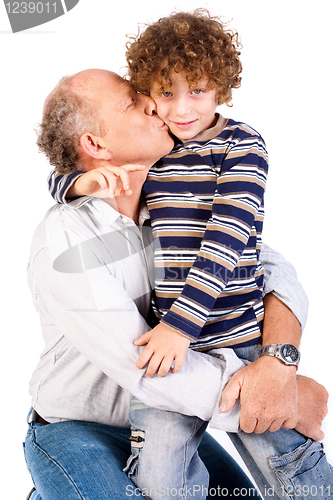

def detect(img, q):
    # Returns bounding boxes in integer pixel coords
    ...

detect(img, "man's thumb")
[220,377,241,413]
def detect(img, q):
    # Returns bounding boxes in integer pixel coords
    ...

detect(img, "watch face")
[281,344,299,363]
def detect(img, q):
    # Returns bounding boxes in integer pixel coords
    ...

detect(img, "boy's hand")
[67,164,146,199]
[134,323,190,378]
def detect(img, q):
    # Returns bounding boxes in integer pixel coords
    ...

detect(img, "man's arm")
[221,294,300,433]
[221,244,328,438]
[261,242,309,330]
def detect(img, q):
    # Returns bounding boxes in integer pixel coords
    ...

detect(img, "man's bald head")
[38,69,120,175]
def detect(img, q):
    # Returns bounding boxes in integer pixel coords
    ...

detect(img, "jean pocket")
[269,439,333,499]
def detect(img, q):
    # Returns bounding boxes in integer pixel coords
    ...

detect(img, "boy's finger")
[136,346,153,370]
[157,356,174,377]
[120,164,146,172]
[172,354,185,373]
[145,354,163,378]
[133,332,151,346]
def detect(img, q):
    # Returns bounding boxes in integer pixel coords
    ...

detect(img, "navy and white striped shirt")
[143,116,269,350]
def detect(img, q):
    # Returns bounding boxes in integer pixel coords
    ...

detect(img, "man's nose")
[141,94,157,115]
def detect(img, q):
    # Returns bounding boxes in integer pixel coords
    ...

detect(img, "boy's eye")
[161,91,172,98]
[191,89,204,95]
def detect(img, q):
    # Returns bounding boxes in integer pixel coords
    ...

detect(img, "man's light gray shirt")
[27,198,308,429]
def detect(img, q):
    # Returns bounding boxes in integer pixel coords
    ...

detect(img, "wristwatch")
[260,343,300,368]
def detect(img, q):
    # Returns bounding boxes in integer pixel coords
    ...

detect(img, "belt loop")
[27,407,33,424]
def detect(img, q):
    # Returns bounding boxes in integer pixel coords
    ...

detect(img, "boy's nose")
[174,97,191,116]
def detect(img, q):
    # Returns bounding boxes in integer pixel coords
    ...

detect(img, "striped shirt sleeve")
[48,168,86,207]
[160,132,269,340]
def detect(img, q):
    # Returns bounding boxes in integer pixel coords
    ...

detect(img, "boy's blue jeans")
[127,344,333,500]
[23,418,257,499]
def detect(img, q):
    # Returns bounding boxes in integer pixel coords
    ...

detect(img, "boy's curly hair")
[125,9,242,106]
[36,76,105,174]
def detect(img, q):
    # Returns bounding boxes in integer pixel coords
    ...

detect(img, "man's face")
[96,73,174,166]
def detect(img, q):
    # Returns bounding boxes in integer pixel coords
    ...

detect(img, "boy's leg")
[24,420,145,500]
[227,344,333,500]
[125,397,209,500]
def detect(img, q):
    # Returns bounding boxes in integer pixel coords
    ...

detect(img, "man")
[24,69,329,500]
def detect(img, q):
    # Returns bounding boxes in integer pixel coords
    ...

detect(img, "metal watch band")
[260,343,300,367]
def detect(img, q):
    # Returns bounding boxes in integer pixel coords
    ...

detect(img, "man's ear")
[80,133,112,160]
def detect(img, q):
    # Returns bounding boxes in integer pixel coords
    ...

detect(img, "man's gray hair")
[36,75,106,174]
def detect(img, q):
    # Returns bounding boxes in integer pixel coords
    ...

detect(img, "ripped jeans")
[125,344,333,500]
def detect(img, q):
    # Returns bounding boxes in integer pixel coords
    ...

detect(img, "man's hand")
[295,375,328,440]
[67,164,146,199]
[220,356,298,434]
[134,323,190,378]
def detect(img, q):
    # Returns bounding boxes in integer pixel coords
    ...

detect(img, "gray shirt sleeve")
[260,242,309,330]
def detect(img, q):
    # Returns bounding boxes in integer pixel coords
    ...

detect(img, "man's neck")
[115,195,141,225]
[103,165,150,225]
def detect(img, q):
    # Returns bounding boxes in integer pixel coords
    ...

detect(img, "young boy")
[48,11,332,500]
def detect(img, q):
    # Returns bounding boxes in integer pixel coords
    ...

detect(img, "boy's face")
[150,72,218,141]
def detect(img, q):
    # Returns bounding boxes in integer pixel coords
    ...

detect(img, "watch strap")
[260,343,300,367]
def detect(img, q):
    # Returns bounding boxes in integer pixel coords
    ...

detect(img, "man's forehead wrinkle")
[68,70,120,99]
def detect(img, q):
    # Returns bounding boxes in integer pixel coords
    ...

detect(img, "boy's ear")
[79,133,112,160]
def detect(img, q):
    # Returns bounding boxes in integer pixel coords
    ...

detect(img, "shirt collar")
[178,114,229,145]
[77,197,150,227]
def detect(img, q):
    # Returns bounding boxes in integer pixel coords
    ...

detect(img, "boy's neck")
[180,114,228,144]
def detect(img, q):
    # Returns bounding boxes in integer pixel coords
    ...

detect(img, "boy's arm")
[48,168,85,206]
[48,165,145,206]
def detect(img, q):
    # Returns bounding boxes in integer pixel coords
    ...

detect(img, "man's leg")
[228,428,333,500]
[198,432,261,499]
[23,419,259,500]
[125,397,209,500]
[23,420,145,500]
[228,345,333,500]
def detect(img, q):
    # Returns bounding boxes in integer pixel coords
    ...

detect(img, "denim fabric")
[126,397,210,499]
[24,417,258,499]
[228,344,333,500]
[126,344,333,500]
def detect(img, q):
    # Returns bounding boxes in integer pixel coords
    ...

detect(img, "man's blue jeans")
[127,345,333,500]
[23,418,257,499]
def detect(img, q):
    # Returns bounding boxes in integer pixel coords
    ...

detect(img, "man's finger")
[240,414,258,434]
[294,425,325,441]
[281,414,298,430]
[220,377,241,413]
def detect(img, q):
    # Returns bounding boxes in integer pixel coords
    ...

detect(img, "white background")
[0,1,332,497]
